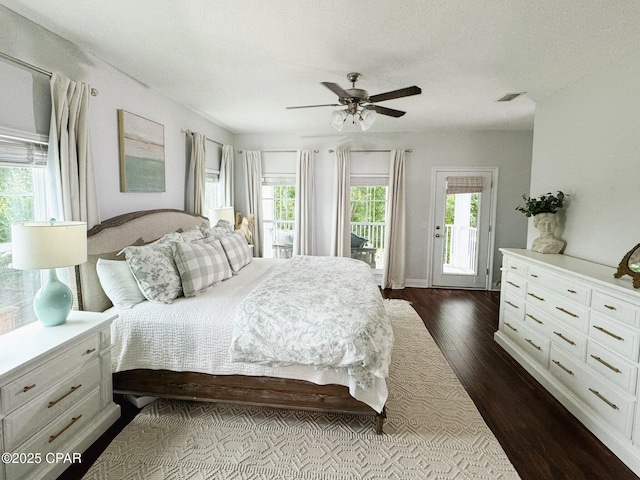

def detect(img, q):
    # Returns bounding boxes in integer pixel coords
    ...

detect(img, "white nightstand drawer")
[1,334,99,414]
[587,342,638,395]
[4,358,101,450]
[5,387,101,480]
[589,312,640,362]
[550,346,635,438]
[591,291,639,327]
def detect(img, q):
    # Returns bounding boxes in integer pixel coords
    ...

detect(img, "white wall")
[529,51,640,268]
[0,6,233,221]
[234,130,533,286]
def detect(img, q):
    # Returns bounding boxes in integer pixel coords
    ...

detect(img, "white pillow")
[219,230,252,273]
[173,240,232,297]
[96,259,146,309]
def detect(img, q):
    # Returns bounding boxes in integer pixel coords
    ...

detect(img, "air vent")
[496,92,525,102]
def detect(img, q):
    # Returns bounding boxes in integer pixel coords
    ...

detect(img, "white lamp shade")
[330,110,347,131]
[11,221,87,270]
[360,108,377,131]
[209,207,235,224]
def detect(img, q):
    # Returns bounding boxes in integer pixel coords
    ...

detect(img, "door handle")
[435,234,440,238]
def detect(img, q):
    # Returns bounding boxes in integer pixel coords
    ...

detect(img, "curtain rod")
[181,129,224,146]
[0,51,99,96]
[237,149,319,154]
[328,149,412,153]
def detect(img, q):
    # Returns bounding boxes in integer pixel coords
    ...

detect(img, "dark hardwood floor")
[59,288,639,480]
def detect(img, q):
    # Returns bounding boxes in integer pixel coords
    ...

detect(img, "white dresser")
[495,248,640,475]
[0,311,120,480]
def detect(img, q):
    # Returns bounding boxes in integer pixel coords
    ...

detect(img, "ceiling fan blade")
[286,103,341,109]
[368,86,422,103]
[321,82,350,98]
[369,105,406,118]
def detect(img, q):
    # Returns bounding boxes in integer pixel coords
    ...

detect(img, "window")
[261,176,295,259]
[0,132,48,335]
[204,144,221,214]
[350,179,388,269]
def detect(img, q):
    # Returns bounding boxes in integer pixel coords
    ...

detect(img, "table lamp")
[11,219,87,327]
[209,206,235,227]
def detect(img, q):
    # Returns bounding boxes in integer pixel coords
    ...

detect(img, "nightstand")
[0,311,120,480]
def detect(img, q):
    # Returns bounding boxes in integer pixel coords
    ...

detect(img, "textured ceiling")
[2,0,640,134]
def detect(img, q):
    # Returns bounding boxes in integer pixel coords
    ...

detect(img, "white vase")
[531,212,565,254]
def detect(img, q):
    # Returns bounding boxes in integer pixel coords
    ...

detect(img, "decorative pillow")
[200,225,230,240]
[153,231,183,244]
[219,231,252,273]
[351,233,368,248]
[96,259,146,308]
[180,225,205,243]
[120,242,182,304]
[173,240,232,297]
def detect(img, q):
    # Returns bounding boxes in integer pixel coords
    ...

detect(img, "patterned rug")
[83,300,521,479]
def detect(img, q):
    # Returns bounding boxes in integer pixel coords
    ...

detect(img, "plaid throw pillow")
[220,231,252,273]
[173,240,232,297]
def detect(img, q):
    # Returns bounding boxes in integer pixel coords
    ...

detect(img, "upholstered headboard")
[76,209,209,312]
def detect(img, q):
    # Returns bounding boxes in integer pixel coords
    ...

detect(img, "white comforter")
[230,256,393,391]
[109,258,389,412]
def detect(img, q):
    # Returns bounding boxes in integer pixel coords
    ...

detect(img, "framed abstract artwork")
[118,109,165,192]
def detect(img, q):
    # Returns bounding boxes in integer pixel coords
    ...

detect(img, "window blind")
[0,136,47,167]
[446,176,483,194]
[350,174,389,187]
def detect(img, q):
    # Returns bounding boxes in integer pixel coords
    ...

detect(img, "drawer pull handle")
[48,415,82,443]
[530,274,539,278]
[554,332,576,345]
[504,322,518,332]
[555,307,578,318]
[590,355,622,374]
[552,359,574,375]
[528,293,545,301]
[526,313,543,324]
[47,384,82,408]
[593,325,623,341]
[510,266,518,270]
[525,338,542,351]
[85,348,96,355]
[505,301,519,309]
[507,281,521,288]
[588,388,619,410]
[22,384,36,393]
[604,304,617,311]
[567,289,577,294]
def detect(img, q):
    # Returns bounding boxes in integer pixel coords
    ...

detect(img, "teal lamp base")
[33,269,73,327]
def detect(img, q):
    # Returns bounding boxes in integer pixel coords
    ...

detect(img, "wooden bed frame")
[77,209,386,434]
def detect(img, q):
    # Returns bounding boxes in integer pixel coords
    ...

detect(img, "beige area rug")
[83,300,521,479]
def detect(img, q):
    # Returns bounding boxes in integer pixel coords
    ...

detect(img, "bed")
[76,209,392,433]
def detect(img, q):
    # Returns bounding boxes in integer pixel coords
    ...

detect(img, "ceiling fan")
[286,72,422,131]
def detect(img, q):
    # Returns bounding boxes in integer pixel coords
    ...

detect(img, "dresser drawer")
[1,334,99,414]
[504,317,549,367]
[549,320,588,361]
[587,342,638,395]
[523,303,551,336]
[591,291,639,328]
[526,283,590,333]
[550,346,635,438]
[3,358,101,450]
[5,387,101,480]
[504,271,526,299]
[503,293,525,321]
[504,256,528,278]
[528,266,591,306]
[589,312,640,362]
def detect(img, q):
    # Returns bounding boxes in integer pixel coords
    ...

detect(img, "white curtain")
[330,150,351,257]
[185,131,206,215]
[382,149,406,289]
[293,149,315,256]
[219,144,234,207]
[47,72,99,228]
[243,151,263,257]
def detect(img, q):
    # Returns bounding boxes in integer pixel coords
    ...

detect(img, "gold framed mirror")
[614,243,640,288]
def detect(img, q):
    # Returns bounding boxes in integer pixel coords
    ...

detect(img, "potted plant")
[516,191,567,254]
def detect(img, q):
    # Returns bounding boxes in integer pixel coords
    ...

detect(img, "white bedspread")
[109,258,388,412]
[230,256,393,391]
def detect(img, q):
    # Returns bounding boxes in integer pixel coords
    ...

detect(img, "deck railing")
[444,224,478,273]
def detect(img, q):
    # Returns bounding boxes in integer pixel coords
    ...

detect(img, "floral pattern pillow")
[121,241,182,303]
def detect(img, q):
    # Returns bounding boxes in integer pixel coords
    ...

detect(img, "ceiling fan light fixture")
[359,107,377,131]
[330,110,347,131]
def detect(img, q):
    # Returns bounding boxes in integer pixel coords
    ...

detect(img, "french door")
[430,168,497,289]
